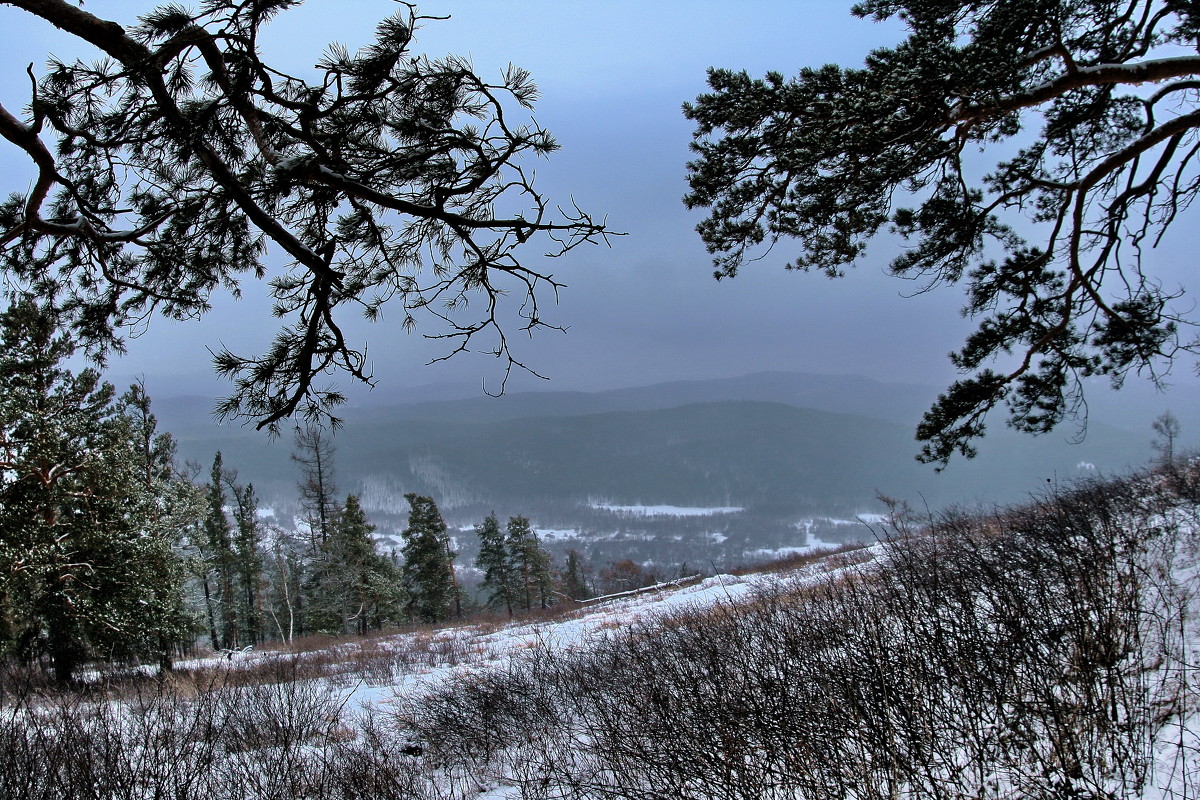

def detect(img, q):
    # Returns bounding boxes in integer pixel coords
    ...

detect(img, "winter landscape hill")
[4,463,1198,799]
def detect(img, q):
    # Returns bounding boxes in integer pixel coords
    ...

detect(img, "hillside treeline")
[0,300,575,684]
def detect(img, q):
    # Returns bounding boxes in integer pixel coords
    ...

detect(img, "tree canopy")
[684,0,1200,465]
[0,0,610,432]
[0,299,198,682]
[400,493,455,623]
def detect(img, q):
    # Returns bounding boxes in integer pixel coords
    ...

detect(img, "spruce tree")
[291,426,340,636]
[532,538,554,610]
[507,516,554,611]
[367,549,407,631]
[475,513,516,616]
[337,495,406,634]
[118,382,203,671]
[0,298,197,682]
[400,494,455,624]
[201,453,238,650]
[563,549,592,602]
[307,494,375,635]
[228,480,264,647]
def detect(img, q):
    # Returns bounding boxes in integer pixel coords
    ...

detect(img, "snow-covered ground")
[17,479,1200,799]
[747,539,850,559]
[794,512,888,531]
[179,551,872,712]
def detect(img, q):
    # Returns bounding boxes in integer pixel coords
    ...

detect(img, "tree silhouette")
[0,1,611,431]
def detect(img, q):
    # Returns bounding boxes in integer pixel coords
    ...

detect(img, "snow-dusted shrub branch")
[396,466,1200,800]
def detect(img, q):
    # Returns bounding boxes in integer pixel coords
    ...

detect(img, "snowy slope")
[9,470,1198,800]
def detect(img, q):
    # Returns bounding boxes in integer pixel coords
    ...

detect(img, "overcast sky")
[2,2,1196,429]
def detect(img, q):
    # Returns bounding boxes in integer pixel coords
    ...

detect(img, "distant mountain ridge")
[350,371,941,426]
[155,373,1153,527]
[152,371,942,432]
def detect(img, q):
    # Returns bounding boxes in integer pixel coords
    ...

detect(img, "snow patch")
[536,528,583,541]
[748,539,847,560]
[795,513,886,531]
[590,503,743,517]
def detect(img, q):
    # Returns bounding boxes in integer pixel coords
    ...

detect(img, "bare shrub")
[0,658,433,800]
[395,468,1200,800]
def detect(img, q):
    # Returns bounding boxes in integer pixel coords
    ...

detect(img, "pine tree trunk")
[47,616,78,685]
[202,574,220,651]
[158,634,174,674]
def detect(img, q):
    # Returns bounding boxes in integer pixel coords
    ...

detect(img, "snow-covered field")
[180,554,867,709]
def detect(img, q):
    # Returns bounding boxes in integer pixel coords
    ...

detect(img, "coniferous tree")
[449,538,465,619]
[337,495,406,634]
[372,550,408,630]
[1151,411,1182,467]
[0,298,197,682]
[533,544,554,610]
[307,494,380,635]
[562,549,593,602]
[507,516,553,611]
[292,427,338,549]
[201,452,238,650]
[228,479,264,647]
[475,513,516,616]
[400,494,456,624]
[118,382,203,670]
[304,532,351,636]
[507,516,533,612]
[291,426,340,636]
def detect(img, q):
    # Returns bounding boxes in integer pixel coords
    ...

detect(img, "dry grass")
[730,540,871,575]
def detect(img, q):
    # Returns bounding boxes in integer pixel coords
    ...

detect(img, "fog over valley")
[143,370,1175,573]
